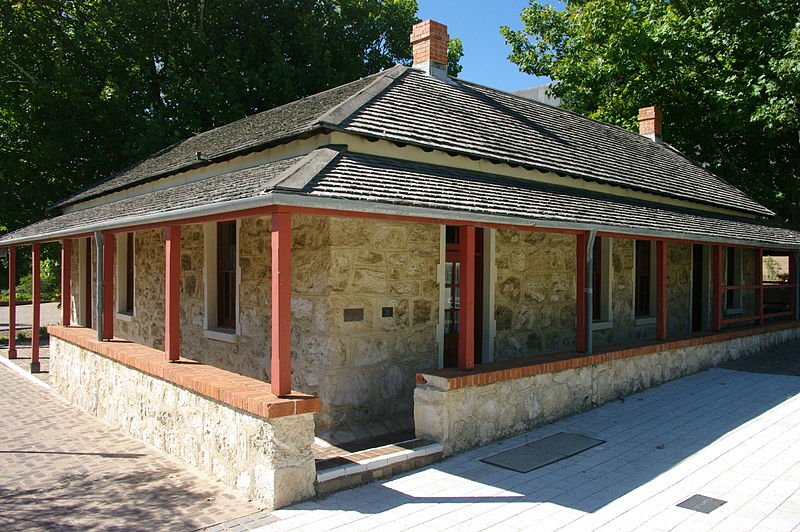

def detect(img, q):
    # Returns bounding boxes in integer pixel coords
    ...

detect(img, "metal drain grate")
[482,432,604,473]
[677,494,727,514]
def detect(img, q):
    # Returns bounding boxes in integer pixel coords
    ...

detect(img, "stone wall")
[494,230,577,359]
[415,325,800,456]
[50,336,316,509]
[104,215,439,443]
[300,217,440,442]
[114,229,166,348]
[667,243,692,337]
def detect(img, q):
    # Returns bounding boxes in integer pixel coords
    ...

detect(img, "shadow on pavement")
[0,469,223,531]
[298,347,800,517]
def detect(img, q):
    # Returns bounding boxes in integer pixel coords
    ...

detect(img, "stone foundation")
[415,324,800,456]
[49,334,316,510]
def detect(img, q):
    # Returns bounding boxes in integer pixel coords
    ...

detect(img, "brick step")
[314,438,443,496]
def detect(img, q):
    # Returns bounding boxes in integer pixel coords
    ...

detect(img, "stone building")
[3,20,800,509]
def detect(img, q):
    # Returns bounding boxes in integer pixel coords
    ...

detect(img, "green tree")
[0,0,422,236]
[448,37,464,77]
[501,0,800,225]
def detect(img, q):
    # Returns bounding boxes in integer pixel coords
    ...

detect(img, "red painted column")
[755,248,764,324]
[712,245,723,331]
[165,226,181,361]
[656,240,668,340]
[458,225,476,370]
[61,239,72,327]
[102,232,114,340]
[7,247,17,359]
[271,212,292,396]
[31,244,41,372]
[576,233,587,352]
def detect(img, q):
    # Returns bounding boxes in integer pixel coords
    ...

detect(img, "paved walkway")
[2,339,800,530]
[0,302,61,333]
[0,361,263,531]
[253,343,800,531]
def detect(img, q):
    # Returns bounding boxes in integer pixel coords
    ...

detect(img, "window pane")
[217,222,237,329]
[592,237,602,320]
[635,240,651,317]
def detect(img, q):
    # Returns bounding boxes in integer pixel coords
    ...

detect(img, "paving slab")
[0,358,261,531]
[247,340,800,531]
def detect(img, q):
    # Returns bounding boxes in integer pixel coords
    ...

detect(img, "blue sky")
[416,0,554,91]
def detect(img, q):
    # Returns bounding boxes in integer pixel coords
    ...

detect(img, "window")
[592,236,612,324]
[204,221,239,339]
[725,247,743,311]
[216,221,237,330]
[634,240,656,318]
[116,232,135,316]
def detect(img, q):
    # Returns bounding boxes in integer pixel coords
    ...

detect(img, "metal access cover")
[677,494,727,514]
[481,432,605,473]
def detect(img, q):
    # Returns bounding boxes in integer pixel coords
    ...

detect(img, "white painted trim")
[482,228,496,363]
[591,320,614,331]
[115,312,133,322]
[203,328,238,344]
[114,232,135,317]
[596,236,613,322]
[77,238,88,327]
[436,225,446,370]
[634,317,657,326]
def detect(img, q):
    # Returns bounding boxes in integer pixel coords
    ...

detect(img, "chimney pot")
[410,20,449,81]
[637,106,663,143]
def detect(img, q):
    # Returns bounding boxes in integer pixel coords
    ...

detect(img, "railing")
[720,282,796,326]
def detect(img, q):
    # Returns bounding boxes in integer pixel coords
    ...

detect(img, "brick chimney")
[410,20,449,81]
[637,106,663,143]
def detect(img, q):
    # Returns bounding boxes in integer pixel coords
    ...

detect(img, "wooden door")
[443,227,484,367]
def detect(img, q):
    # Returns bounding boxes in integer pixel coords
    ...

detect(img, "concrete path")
[253,343,800,531]
[0,301,61,333]
[0,361,265,531]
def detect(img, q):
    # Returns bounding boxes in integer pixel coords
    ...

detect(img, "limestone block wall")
[416,325,800,456]
[303,217,440,441]
[104,214,439,443]
[178,218,273,380]
[114,229,165,348]
[50,336,316,509]
[667,243,692,337]
[494,230,577,359]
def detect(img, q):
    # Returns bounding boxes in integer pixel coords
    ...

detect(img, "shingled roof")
[3,148,797,248]
[52,65,771,217]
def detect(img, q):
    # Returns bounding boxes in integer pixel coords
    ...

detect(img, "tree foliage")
[0,0,427,235]
[502,0,800,225]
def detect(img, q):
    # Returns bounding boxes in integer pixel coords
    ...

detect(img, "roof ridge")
[265,146,343,192]
[315,65,409,127]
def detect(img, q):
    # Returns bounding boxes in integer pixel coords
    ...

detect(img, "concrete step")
[314,438,443,496]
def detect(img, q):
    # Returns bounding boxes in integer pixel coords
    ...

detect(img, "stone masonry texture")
[415,326,800,455]
[50,336,317,510]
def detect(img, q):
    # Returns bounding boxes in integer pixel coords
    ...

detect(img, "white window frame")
[633,239,657,325]
[592,236,613,330]
[725,247,743,315]
[203,220,241,343]
[115,232,135,321]
[77,238,89,327]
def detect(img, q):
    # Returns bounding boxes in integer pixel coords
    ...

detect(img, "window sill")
[725,308,743,317]
[115,312,134,322]
[204,329,238,344]
[635,317,656,326]
[591,320,613,331]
